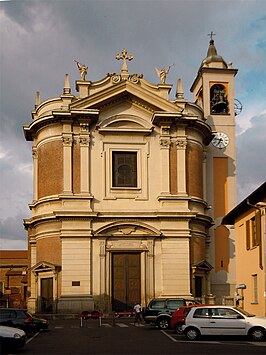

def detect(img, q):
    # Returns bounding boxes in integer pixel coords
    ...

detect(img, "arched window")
[210,84,228,114]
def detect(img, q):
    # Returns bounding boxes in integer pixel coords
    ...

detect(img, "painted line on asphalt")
[115,323,129,327]
[26,331,40,344]
[160,331,221,344]
[160,330,178,342]
[161,331,266,346]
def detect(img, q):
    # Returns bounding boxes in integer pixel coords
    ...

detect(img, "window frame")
[112,151,138,188]
[252,274,258,304]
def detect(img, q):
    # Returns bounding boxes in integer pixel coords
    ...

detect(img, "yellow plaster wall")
[213,157,228,218]
[235,211,265,316]
[214,224,230,272]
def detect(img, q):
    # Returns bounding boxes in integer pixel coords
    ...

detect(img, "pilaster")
[159,125,171,195]
[79,122,91,194]
[62,121,73,194]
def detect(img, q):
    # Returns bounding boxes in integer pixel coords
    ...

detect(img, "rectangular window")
[251,217,257,248]
[252,274,258,303]
[72,281,80,286]
[246,220,250,250]
[112,152,137,187]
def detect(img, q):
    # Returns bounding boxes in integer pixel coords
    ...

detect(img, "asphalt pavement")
[10,317,266,355]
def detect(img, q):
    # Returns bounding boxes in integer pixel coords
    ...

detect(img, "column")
[159,125,171,195]
[176,135,187,196]
[202,149,207,201]
[62,133,73,194]
[32,147,38,201]
[99,240,106,309]
[79,122,90,194]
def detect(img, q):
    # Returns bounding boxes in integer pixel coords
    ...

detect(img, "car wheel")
[157,318,170,330]
[174,323,184,334]
[185,327,200,340]
[249,327,266,341]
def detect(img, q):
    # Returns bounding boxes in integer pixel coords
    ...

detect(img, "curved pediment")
[97,114,153,135]
[95,221,161,236]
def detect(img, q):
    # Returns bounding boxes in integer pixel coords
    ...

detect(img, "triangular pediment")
[192,260,213,271]
[71,79,182,114]
[30,260,61,274]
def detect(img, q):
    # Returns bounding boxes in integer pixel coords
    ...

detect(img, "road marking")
[26,332,40,344]
[160,330,178,342]
[116,323,129,327]
[101,323,112,327]
[161,331,266,346]
[54,326,64,329]
[130,323,145,327]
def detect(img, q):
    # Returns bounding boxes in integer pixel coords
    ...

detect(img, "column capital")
[62,135,73,146]
[32,147,38,159]
[160,138,171,148]
[80,136,90,146]
[176,139,187,149]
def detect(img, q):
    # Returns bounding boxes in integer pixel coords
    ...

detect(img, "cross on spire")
[116,49,133,73]
[208,31,216,41]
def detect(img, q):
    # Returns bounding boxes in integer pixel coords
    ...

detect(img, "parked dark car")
[0,308,48,333]
[0,325,26,352]
[142,298,200,330]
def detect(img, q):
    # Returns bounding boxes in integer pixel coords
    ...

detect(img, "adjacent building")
[0,250,28,308]
[23,39,238,313]
[223,182,266,316]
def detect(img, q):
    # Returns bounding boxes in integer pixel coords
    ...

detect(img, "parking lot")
[9,316,265,355]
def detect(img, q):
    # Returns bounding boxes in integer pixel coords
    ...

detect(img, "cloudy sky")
[0,0,265,250]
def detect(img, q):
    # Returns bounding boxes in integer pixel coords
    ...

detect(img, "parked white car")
[0,325,26,351]
[182,306,266,341]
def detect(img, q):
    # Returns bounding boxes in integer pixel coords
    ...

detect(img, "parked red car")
[170,304,210,334]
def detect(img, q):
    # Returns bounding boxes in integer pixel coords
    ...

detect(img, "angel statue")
[74,60,88,81]
[155,64,174,84]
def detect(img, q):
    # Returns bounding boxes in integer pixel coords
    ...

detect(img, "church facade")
[23,40,238,313]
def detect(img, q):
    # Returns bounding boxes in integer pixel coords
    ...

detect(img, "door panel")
[208,308,246,335]
[112,253,141,311]
[41,277,53,313]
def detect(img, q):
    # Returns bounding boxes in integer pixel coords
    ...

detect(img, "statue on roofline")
[155,64,174,84]
[74,60,88,81]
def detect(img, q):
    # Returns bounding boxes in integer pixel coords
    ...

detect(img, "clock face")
[212,132,229,149]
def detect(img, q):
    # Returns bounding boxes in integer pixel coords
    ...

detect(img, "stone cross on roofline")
[116,49,133,74]
[208,31,216,41]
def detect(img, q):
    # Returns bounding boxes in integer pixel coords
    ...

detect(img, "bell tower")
[191,35,238,303]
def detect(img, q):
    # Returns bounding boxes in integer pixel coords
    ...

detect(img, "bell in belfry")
[210,84,229,113]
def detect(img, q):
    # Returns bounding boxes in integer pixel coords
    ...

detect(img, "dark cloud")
[237,112,266,201]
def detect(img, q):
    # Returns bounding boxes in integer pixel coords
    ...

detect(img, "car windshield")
[234,307,255,317]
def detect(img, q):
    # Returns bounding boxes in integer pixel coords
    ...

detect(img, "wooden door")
[112,253,141,311]
[41,277,53,312]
